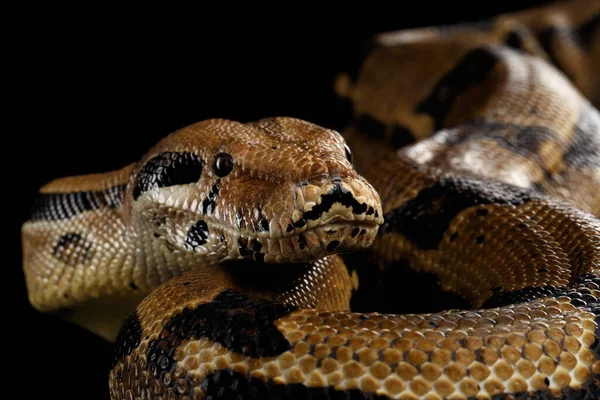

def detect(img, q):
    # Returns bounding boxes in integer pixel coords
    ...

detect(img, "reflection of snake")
[21,1,600,399]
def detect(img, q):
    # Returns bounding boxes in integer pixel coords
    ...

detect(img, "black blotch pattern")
[563,105,600,168]
[52,232,83,250]
[133,152,203,200]
[303,180,367,221]
[112,311,142,368]
[200,183,220,215]
[238,237,263,261]
[52,232,82,253]
[201,369,392,400]
[52,232,93,264]
[326,240,340,252]
[438,119,556,161]
[145,289,297,380]
[476,235,485,244]
[485,123,554,156]
[351,227,360,238]
[416,47,499,130]
[483,273,600,310]
[346,255,471,315]
[185,220,209,251]
[30,184,126,222]
[381,175,537,250]
[129,282,138,290]
[490,383,599,400]
[214,152,234,177]
[286,218,306,232]
[449,120,557,182]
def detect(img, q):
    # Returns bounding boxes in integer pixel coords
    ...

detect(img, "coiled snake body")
[21,1,600,399]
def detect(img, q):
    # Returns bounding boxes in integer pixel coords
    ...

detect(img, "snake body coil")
[21,1,600,399]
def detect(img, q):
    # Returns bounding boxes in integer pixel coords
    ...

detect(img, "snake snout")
[272,175,383,261]
[294,176,383,228]
[231,174,383,263]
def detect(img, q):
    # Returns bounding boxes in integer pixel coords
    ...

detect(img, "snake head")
[127,117,383,264]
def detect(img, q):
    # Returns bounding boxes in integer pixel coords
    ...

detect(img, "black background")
[11,2,554,398]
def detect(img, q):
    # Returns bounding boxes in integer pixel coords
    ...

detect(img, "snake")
[21,1,600,399]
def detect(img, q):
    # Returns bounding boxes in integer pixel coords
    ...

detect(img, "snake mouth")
[236,219,380,263]
[281,176,384,236]
[230,176,383,263]
[310,219,380,251]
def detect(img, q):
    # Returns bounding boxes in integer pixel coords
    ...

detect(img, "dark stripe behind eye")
[134,152,204,200]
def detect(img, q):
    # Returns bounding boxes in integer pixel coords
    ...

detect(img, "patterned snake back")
[21,1,600,399]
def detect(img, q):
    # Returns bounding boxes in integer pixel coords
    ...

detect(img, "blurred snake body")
[21,1,600,399]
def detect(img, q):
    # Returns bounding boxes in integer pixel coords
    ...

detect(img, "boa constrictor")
[21,1,600,399]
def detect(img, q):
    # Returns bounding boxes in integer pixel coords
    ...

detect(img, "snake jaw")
[235,176,383,263]
[206,174,384,264]
[231,220,380,264]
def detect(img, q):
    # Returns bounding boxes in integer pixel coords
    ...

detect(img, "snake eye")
[214,153,234,177]
[344,144,352,164]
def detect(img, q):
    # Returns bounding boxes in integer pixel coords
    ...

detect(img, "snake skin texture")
[21,0,600,399]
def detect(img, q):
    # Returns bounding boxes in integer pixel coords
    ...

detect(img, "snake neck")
[21,163,146,340]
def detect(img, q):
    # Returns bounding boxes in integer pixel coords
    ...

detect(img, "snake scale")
[21,1,600,399]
